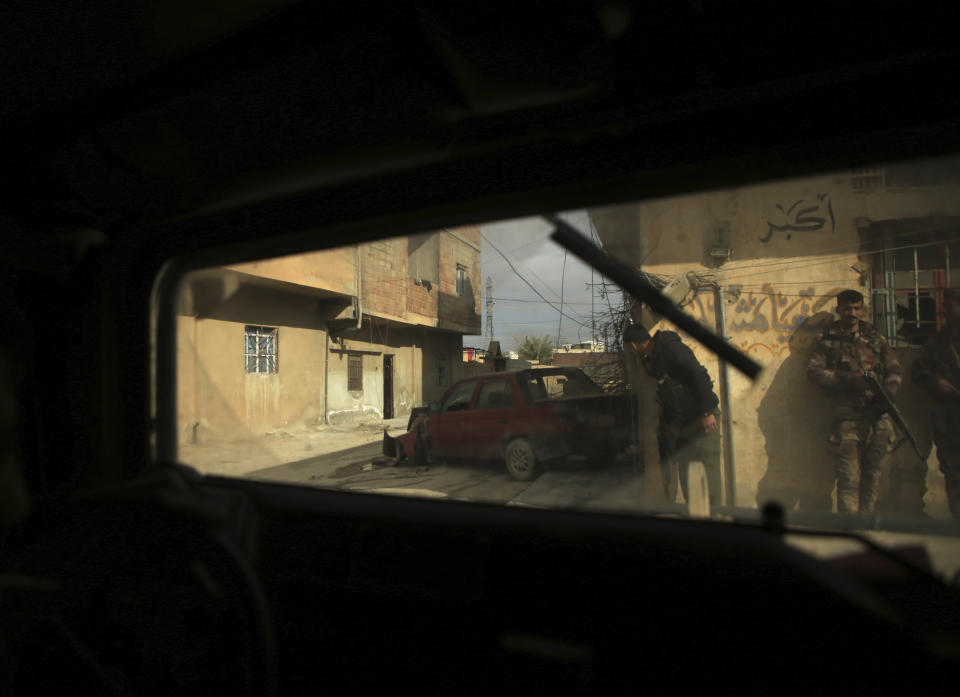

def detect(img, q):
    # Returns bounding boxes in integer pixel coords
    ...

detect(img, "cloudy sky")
[463,210,624,352]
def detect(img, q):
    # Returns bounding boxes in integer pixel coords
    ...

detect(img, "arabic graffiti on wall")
[681,285,841,358]
[759,192,836,243]
[687,285,835,336]
[729,284,839,340]
[732,285,806,338]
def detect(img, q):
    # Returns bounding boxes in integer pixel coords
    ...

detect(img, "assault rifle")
[864,372,925,460]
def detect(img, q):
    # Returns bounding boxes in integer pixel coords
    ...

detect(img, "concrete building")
[557,341,606,353]
[176,227,482,444]
[463,347,487,362]
[590,160,960,516]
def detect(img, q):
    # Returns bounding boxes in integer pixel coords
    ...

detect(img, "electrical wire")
[481,232,593,329]
[718,233,960,281]
[484,223,594,325]
[721,252,927,284]
[497,234,555,257]
[352,214,957,281]
[341,220,958,333]
[502,319,573,325]
[491,284,593,326]
[492,297,595,305]
[585,215,629,339]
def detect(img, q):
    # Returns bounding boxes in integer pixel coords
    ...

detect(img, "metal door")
[383,355,394,420]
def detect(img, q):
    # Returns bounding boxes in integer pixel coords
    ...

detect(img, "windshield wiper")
[546,215,762,379]
[759,502,951,587]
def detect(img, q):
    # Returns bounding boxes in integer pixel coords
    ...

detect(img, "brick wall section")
[552,352,624,392]
[407,276,438,317]
[552,352,620,367]
[360,239,406,319]
[437,227,482,333]
[354,228,480,332]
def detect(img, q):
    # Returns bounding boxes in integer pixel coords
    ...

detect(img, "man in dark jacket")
[912,287,960,519]
[624,324,721,506]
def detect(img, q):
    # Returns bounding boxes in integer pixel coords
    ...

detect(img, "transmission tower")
[485,276,494,340]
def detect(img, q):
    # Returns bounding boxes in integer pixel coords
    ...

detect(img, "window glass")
[244,325,277,374]
[475,380,515,410]
[173,156,960,561]
[517,369,602,402]
[441,381,476,413]
[408,233,440,284]
[348,353,363,391]
[456,265,468,296]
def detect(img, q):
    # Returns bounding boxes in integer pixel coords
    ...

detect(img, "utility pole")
[485,276,494,341]
[590,272,595,344]
[557,250,567,349]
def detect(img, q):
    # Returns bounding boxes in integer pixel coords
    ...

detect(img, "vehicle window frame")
[151,154,960,539]
[440,380,478,413]
[474,378,516,411]
[515,372,546,405]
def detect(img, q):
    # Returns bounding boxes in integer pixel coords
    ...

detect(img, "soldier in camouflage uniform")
[807,289,902,515]
[912,287,960,519]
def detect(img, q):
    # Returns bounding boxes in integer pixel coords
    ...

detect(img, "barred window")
[866,222,960,346]
[245,325,278,373]
[348,353,363,391]
[852,168,884,192]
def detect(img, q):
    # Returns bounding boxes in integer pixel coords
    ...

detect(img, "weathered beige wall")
[275,325,327,427]
[419,330,465,406]
[325,324,425,423]
[177,307,460,439]
[326,350,383,423]
[593,168,960,514]
[229,229,482,335]
[177,315,198,445]
[439,228,483,335]
[178,226,480,437]
[178,317,327,442]
[595,171,960,269]
[192,318,247,442]
[228,248,357,295]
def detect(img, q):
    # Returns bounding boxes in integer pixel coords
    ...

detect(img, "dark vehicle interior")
[523,369,604,400]
[3,2,960,694]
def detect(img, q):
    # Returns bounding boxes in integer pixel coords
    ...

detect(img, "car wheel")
[504,438,538,481]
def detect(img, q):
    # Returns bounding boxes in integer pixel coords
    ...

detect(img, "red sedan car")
[384,367,637,480]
